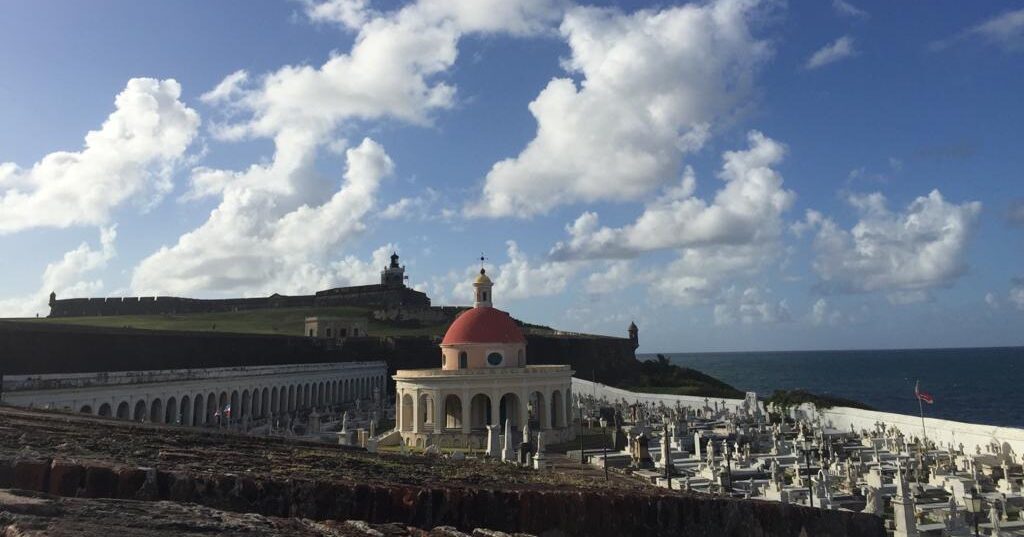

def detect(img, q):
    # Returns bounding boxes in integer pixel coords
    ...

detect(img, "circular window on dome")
[486,352,503,366]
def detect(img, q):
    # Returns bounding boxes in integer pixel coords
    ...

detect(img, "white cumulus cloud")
[470,0,775,217]
[131,138,393,296]
[551,131,794,260]
[0,227,118,317]
[713,286,790,326]
[0,79,199,234]
[803,190,981,302]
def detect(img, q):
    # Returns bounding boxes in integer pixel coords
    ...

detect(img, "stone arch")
[310,384,318,408]
[251,389,260,418]
[150,398,164,424]
[230,390,240,421]
[165,397,178,425]
[401,393,414,432]
[207,393,217,424]
[287,385,295,411]
[218,391,229,423]
[79,404,93,414]
[529,391,548,429]
[179,395,191,425]
[271,387,279,414]
[117,401,130,419]
[133,400,147,422]
[192,394,204,426]
[98,403,112,417]
[499,392,522,428]
[551,389,565,428]
[241,390,251,421]
[564,386,573,427]
[418,393,435,430]
[260,388,269,417]
[444,394,463,429]
[470,394,492,428]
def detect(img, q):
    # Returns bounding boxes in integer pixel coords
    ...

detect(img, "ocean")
[646,347,1024,428]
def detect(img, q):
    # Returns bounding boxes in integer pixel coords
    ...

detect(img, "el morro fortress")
[47,252,432,318]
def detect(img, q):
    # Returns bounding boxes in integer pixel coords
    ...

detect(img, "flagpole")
[916,380,927,447]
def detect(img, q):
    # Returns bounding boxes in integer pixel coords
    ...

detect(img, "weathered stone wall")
[0,456,885,537]
[48,284,431,318]
[0,322,640,391]
[0,321,350,375]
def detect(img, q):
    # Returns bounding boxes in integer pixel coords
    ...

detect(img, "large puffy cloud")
[208,0,562,143]
[0,227,117,317]
[131,138,393,296]
[550,131,794,306]
[803,190,981,302]
[151,0,562,297]
[471,0,774,217]
[0,79,199,234]
[551,131,794,260]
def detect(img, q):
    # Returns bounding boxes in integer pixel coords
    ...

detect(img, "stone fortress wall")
[47,251,432,318]
[48,284,431,318]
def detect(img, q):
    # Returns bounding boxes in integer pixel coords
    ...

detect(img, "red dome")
[441,307,526,345]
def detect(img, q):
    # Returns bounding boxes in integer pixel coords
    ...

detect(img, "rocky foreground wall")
[0,456,884,537]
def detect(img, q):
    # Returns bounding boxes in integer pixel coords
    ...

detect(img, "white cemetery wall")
[572,378,754,413]
[809,405,1024,455]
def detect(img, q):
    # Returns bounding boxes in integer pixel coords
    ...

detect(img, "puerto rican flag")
[214,404,232,417]
[915,381,934,405]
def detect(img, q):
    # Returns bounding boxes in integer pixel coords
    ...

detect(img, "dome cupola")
[440,266,526,370]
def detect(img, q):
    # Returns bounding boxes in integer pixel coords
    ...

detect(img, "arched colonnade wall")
[1,361,388,427]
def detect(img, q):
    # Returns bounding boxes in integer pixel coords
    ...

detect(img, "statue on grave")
[862,485,883,516]
[990,501,1003,535]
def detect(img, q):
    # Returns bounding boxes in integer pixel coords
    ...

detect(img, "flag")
[914,381,934,405]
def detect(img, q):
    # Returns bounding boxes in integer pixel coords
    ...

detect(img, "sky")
[1,0,1022,353]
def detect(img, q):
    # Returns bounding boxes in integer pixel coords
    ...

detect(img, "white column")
[433,390,444,434]
[489,390,500,427]
[461,390,471,434]
[413,390,421,433]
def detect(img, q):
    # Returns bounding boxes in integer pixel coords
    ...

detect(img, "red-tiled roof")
[441,307,525,345]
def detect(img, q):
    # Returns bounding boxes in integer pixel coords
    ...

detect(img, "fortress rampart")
[47,284,430,318]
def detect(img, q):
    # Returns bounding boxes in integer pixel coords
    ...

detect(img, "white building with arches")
[1,361,387,429]
[393,268,575,449]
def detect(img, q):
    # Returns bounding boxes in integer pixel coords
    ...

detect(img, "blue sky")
[1,0,1022,352]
